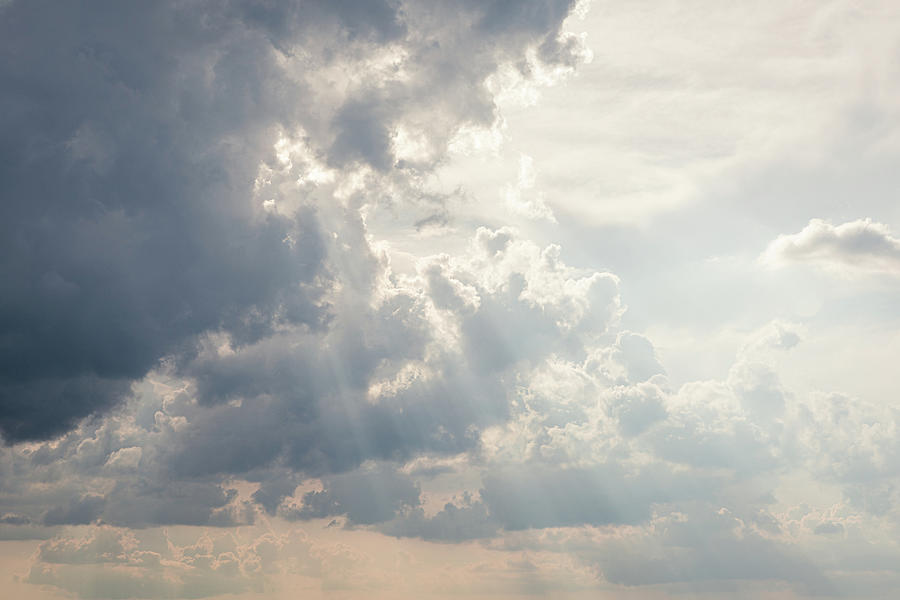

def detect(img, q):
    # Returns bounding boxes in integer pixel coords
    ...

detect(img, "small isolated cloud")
[762,218,900,275]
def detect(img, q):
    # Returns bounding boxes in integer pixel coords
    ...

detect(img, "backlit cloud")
[3,1,900,599]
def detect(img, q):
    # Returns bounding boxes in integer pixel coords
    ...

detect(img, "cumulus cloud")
[0,0,329,442]
[0,0,611,539]
[5,257,899,597]
[6,2,900,599]
[762,218,900,275]
[0,0,585,443]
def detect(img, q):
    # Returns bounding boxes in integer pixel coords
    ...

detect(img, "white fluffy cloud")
[763,218,900,275]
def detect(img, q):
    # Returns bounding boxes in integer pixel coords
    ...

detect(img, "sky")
[2,1,900,598]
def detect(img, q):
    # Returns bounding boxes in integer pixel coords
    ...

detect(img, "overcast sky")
[3,1,900,598]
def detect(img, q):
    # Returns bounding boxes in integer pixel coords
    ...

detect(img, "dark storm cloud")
[0,377,133,442]
[0,0,613,553]
[0,0,582,444]
[0,0,331,442]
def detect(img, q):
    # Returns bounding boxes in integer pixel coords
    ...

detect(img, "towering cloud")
[0,0,584,442]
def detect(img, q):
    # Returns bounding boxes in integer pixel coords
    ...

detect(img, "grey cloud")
[0,512,58,541]
[165,296,500,479]
[479,464,660,530]
[590,507,831,594]
[383,495,499,541]
[233,0,406,46]
[813,521,844,535]
[388,468,648,540]
[100,479,248,528]
[728,360,787,422]
[43,494,105,526]
[459,283,563,372]
[476,0,574,37]
[19,0,832,578]
[287,465,420,525]
[1,0,586,444]
[177,360,501,479]
[0,377,133,443]
[537,30,589,68]
[427,229,623,375]
[789,391,900,517]
[613,332,665,383]
[27,526,276,599]
[329,97,395,171]
[414,211,451,233]
[4,2,899,595]
[0,513,30,525]
[491,507,833,593]
[387,457,726,541]
[606,382,668,436]
[37,527,133,566]
[251,475,301,516]
[0,524,58,541]
[585,331,665,386]
[160,226,620,481]
[0,397,258,531]
[0,0,329,442]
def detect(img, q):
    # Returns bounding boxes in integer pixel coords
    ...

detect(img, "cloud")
[762,218,900,275]
[0,0,614,543]
[478,464,660,530]
[25,527,283,599]
[9,2,900,599]
[0,0,586,444]
[583,506,832,594]
[136,224,622,484]
[504,154,556,222]
[287,465,420,525]
[383,495,499,541]
[0,0,329,442]
[43,495,105,526]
